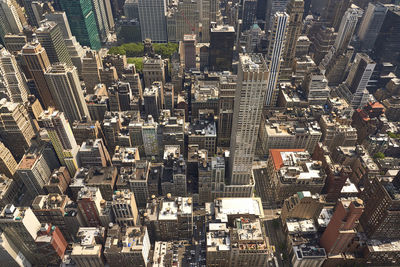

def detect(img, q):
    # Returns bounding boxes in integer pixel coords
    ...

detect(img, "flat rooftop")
[240,54,267,72]
[287,219,317,234]
[207,223,230,251]
[158,197,192,220]
[214,198,263,217]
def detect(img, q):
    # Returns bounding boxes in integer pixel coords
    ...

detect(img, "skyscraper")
[336,53,376,109]
[0,141,17,178]
[44,63,90,123]
[90,0,110,43]
[21,41,54,108]
[0,47,29,103]
[265,0,289,30]
[16,145,53,197]
[280,0,304,81]
[334,5,363,53]
[0,100,36,160]
[373,4,400,73]
[265,12,288,106]
[59,0,101,50]
[35,21,73,66]
[209,25,235,71]
[320,198,364,255]
[0,205,42,264]
[38,109,80,176]
[241,0,257,31]
[357,2,388,51]
[229,54,269,185]
[81,50,102,94]
[138,0,167,42]
[0,0,23,44]
[44,12,86,74]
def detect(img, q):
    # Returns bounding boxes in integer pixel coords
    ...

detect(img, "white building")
[265,12,288,106]
[229,54,269,186]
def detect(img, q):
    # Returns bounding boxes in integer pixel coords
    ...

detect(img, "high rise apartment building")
[0,47,29,103]
[320,198,364,255]
[336,53,376,109]
[0,205,42,265]
[334,5,363,53]
[38,109,80,176]
[45,63,90,123]
[0,100,36,160]
[36,21,73,66]
[0,141,17,178]
[21,41,54,108]
[229,54,268,186]
[82,50,102,94]
[44,12,86,73]
[16,145,53,197]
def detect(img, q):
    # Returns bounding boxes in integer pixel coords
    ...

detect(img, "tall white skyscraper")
[138,0,167,42]
[265,12,288,106]
[229,54,269,185]
[0,47,29,103]
[44,63,90,123]
[357,2,388,51]
[334,5,363,52]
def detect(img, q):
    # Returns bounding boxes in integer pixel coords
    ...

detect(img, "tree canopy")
[108,42,178,59]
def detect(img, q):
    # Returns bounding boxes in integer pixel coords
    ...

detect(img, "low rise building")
[104,224,150,267]
[267,150,326,202]
[143,195,193,242]
[71,227,105,267]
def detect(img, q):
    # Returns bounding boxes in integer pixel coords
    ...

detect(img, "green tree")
[373,152,385,159]
[108,46,126,55]
[127,57,143,72]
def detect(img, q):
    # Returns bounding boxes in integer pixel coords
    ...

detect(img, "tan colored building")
[267,149,326,202]
[79,139,112,168]
[281,191,325,223]
[21,41,54,108]
[104,224,150,267]
[143,56,165,87]
[0,100,36,160]
[82,50,102,94]
[0,174,18,209]
[258,121,322,155]
[71,227,105,267]
[111,190,139,226]
[31,193,73,241]
[144,195,193,242]
[0,141,18,178]
[0,205,42,265]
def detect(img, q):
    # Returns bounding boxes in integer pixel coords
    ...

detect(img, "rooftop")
[104,225,148,254]
[214,198,263,220]
[240,54,267,72]
[207,223,231,251]
[286,219,318,234]
[158,197,193,220]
